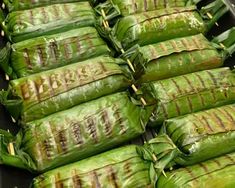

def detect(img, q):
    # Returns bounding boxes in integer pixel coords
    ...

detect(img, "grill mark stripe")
[41,7,48,24]
[37,46,45,67]
[183,167,198,181]
[23,49,32,69]
[195,73,206,88]
[49,42,58,64]
[55,173,64,188]
[113,105,126,134]
[174,101,181,116]
[202,115,214,132]
[154,0,157,9]
[206,70,218,86]
[170,40,179,52]
[217,108,235,125]
[171,78,183,94]
[198,163,212,178]
[91,171,101,188]
[87,117,98,143]
[72,169,82,188]
[53,5,60,19]
[186,97,193,112]
[101,110,112,137]
[144,0,148,11]
[182,75,195,92]
[213,159,221,167]
[198,93,205,107]
[29,10,34,25]
[225,155,235,163]
[72,122,83,145]
[223,107,235,123]
[212,112,227,131]
[108,166,119,188]
[58,130,68,153]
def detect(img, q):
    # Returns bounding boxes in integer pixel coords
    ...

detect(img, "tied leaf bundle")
[157,152,235,188]
[100,0,228,51]
[31,137,162,187]
[0,2,95,42]
[2,0,98,12]
[126,29,235,83]
[0,27,111,78]
[0,92,152,172]
[0,55,132,123]
[140,67,235,126]
[96,0,200,23]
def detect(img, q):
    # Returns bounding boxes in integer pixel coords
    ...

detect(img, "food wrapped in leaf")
[30,136,161,186]
[142,104,235,174]
[139,67,235,126]
[0,2,95,42]
[0,27,111,78]
[0,91,153,172]
[126,28,235,83]
[100,0,228,51]
[157,152,235,188]
[2,0,98,12]
[96,0,200,23]
[0,55,132,123]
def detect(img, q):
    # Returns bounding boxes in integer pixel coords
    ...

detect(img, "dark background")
[0,0,235,187]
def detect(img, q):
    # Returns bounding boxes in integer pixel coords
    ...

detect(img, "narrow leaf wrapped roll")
[0,55,132,122]
[127,30,235,83]
[2,0,98,12]
[96,0,199,23]
[0,2,95,42]
[30,137,162,187]
[0,92,153,172]
[0,27,111,78]
[157,152,235,188]
[101,0,228,51]
[140,67,235,126]
[142,104,235,175]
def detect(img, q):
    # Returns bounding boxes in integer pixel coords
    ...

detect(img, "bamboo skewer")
[101,9,147,106]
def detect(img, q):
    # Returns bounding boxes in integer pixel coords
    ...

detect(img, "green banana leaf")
[157,152,235,188]
[0,55,132,123]
[141,104,235,176]
[0,92,152,172]
[2,0,98,12]
[125,28,235,83]
[140,67,235,126]
[0,2,95,42]
[95,0,201,23]
[100,0,228,51]
[0,27,111,78]
[31,144,155,187]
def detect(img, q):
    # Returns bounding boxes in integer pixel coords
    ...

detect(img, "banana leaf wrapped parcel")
[157,152,235,188]
[0,2,95,42]
[0,27,111,78]
[0,91,153,172]
[0,55,132,123]
[139,67,235,126]
[143,104,235,174]
[31,137,163,187]
[126,29,235,83]
[100,0,228,51]
[96,0,200,23]
[2,0,98,12]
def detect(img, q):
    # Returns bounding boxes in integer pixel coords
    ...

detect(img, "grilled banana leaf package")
[0,2,95,42]
[0,27,111,78]
[126,28,235,83]
[96,0,200,23]
[99,0,228,51]
[157,152,235,188]
[30,136,164,187]
[0,55,132,123]
[142,104,235,175]
[139,67,235,126]
[2,0,98,12]
[0,91,153,172]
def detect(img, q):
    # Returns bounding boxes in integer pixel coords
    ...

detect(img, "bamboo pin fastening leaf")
[1,3,5,9]
[11,116,16,123]
[7,130,15,156]
[5,74,9,81]
[1,30,4,37]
